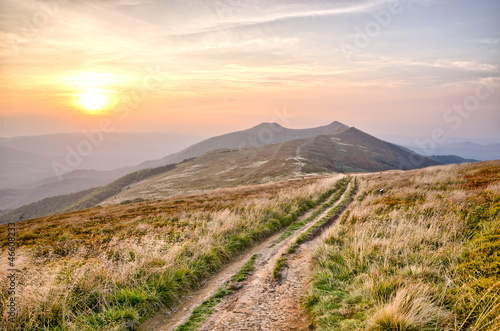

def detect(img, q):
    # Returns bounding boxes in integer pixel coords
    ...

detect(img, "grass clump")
[174,287,228,331]
[233,254,258,283]
[273,257,287,279]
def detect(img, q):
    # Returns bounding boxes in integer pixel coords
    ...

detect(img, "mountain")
[416,142,500,161]
[1,122,441,220]
[100,125,439,207]
[138,121,349,168]
[429,155,478,164]
[0,124,348,210]
[300,127,440,173]
[0,132,203,189]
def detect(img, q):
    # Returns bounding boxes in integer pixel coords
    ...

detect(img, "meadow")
[305,161,500,330]
[0,175,343,330]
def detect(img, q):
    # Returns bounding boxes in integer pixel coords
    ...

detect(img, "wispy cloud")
[469,38,499,45]
[167,0,395,37]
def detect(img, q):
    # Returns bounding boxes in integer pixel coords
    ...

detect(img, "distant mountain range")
[0,132,203,211]
[429,155,478,164]
[1,121,448,223]
[0,132,203,189]
[412,142,499,161]
[376,134,500,161]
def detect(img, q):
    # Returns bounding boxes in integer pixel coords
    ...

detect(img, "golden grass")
[305,161,500,330]
[0,174,343,330]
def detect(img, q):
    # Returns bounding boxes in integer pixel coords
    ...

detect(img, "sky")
[0,0,499,141]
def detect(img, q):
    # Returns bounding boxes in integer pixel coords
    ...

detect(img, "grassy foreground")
[0,175,343,330]
[305,161,500,330]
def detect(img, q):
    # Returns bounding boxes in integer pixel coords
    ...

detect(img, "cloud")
[101,0,152,6]
[469,38,499,45]
[166,0,396,37]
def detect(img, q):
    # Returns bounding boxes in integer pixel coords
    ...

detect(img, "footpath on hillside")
[140,178,356,331]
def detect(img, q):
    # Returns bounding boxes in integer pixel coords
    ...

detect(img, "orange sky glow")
[0,0,499,140]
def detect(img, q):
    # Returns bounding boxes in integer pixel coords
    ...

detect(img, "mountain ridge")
[137,121,350,168]
[0,122,449,221]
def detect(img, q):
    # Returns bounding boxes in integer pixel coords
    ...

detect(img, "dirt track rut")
[141,180,352,331]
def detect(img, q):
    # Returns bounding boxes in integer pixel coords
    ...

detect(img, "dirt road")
[141,180,353,331]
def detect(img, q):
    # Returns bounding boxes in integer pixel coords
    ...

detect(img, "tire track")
[140,179,353,331]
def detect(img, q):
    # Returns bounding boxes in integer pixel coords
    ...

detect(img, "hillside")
[0,175,342,330]
[301,127,440,173]
[306,161,500,330]
[0,122,347,210]
[138,121,349,168]
[103,126,439,206]
[101,140,302,206]
[1,161,498,330]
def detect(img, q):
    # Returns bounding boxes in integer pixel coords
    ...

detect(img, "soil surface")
[140,181,352,331]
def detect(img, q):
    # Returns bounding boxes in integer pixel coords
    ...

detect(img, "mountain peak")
[327,121,349,128]
[250,122,285,130]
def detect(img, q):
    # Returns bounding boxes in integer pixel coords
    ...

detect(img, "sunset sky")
[1,0,499,140]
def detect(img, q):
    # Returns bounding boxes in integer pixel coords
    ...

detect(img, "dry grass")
[102,140,305,206]
[0,174,343,330]
[305,161,500,330]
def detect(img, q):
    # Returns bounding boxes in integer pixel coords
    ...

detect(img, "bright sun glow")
[79,91,108,112]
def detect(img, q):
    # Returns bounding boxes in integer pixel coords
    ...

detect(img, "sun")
[79,91,108,112]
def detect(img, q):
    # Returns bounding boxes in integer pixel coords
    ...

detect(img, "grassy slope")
[0,175,343,330]
[305,161,500,330]
[102,141,302,206]
[0,188,97,224]
[104,129,441,207]
[301,127,440,173]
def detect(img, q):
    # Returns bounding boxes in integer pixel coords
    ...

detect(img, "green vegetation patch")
[175,254,259,331]
[278,177,350,242]
[451,192,500,330]
[273,257,287,279]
